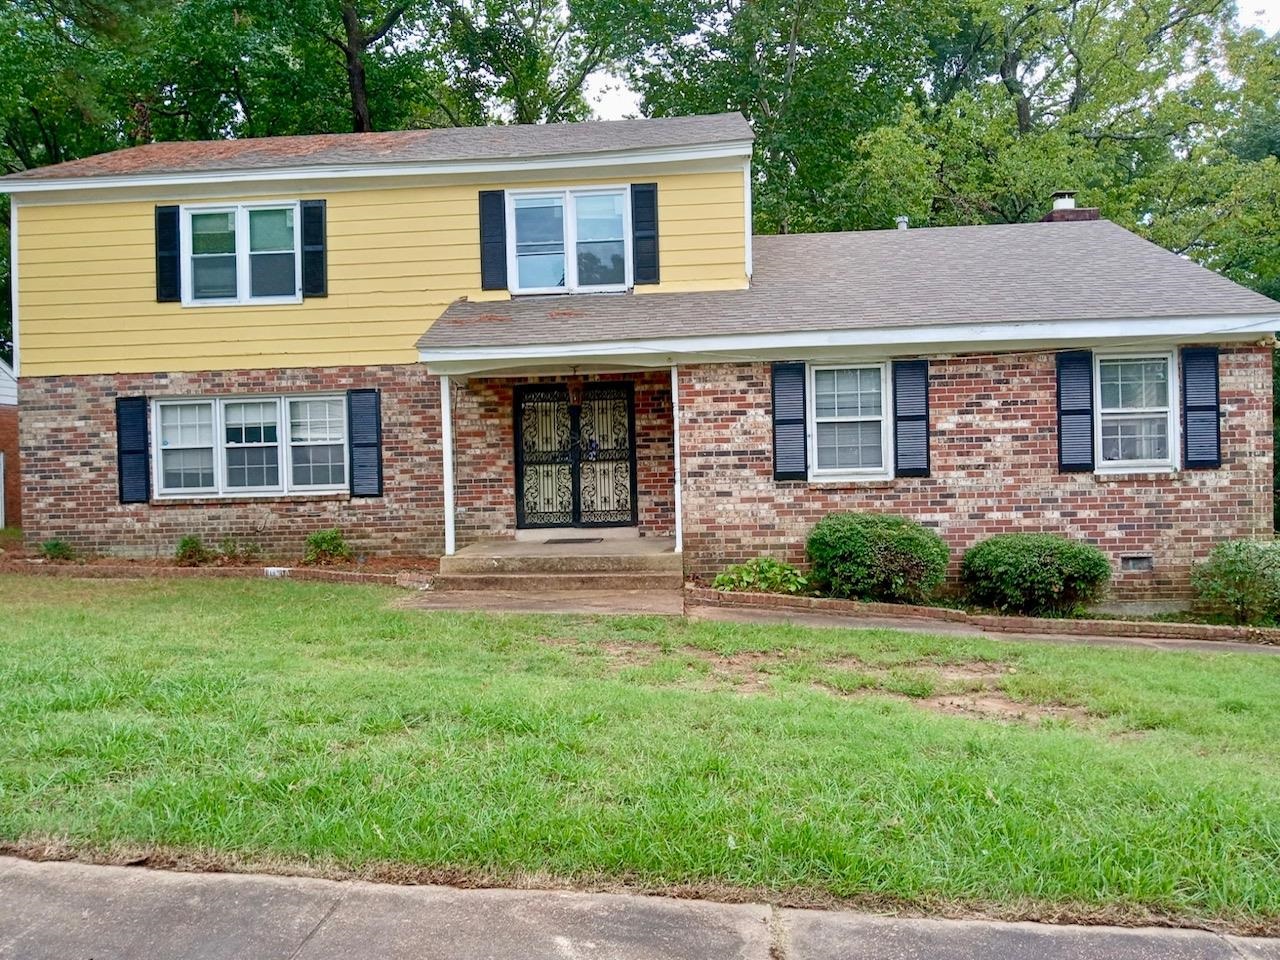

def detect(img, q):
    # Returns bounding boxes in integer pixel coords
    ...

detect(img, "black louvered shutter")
[155,206,180,302]
[631,183,659,285]
[772,362,807,481]
[116,397,151,504]
[478,190,507,290]
[301,199,327,297]
[1182,346,1221,469]
[1057,350,1094,472]
[347,389,383,497]
[893,360,930,477]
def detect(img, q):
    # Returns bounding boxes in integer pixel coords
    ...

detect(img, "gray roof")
[419,219,1280,351]
[0,113,753,183]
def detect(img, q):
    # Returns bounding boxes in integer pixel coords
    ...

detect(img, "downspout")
[671,364,683,553]
[440,374,455,556]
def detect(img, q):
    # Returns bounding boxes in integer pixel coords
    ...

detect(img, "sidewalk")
[2,856,1277,960]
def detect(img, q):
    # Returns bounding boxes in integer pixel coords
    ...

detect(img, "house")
[0,359,15,528]
[1,113,1276,595]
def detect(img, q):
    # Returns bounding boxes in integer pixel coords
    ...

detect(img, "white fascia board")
[0,141,755,198]
[7,199,16,378]
[419,313,1280,375]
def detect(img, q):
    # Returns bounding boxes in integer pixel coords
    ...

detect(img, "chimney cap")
[1052,190,1077,210]
[894,215,910,230]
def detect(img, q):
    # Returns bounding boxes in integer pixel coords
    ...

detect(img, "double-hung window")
[808,364,892,480]
[507,188,631,294]
[182,202,302,305]
[154,395,348,497]
[1095,354,1177,471]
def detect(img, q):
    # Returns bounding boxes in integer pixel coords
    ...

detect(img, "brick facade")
[18,365,444,559]
[677,347,1274,597]
[0,405,18,527]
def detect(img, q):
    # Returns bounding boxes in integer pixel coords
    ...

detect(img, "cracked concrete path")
[3,857,1279,960]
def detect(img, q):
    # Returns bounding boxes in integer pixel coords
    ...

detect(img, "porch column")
[440,374,456,556]
[671,364,683,554]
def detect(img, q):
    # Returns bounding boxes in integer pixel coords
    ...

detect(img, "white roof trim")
[419,313,1280,375]
[0,140,755,196]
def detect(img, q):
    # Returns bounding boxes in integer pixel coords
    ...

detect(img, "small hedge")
[713,557,808,595]
[961,533,1110,617]
[304,528,353,565]
[1191,539,1280,626]
[806,513,949,604]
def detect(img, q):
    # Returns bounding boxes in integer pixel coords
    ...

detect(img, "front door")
[514,382,638,529]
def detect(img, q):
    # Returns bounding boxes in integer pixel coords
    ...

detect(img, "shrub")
[712,557,808,595]
[40,539,74,562]
[175,535,213,567]
[217,536,263,565]
[961,533,1111,617]
[304,528,353,565]
[1191,539,1280,626]
[806,513,949,604]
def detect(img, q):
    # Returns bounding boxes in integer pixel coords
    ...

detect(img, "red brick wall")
[18,365,443,559]
[453,371,675,543]
[0,405,18,527]
[678,347,1274,598]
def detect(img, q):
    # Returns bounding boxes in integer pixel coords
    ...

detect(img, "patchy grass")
[2,576,1280,931]
[0,527,21,553]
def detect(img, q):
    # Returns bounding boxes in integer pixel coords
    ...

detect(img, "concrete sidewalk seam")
[287,889,347,960]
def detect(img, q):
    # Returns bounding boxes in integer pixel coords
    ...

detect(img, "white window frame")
[505,185,633,295]
[179,201,303,307]
[1093,350,1179,474]
[806,362,894,482]
[152,394,349,499]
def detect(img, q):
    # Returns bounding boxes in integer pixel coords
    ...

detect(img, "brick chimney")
[1041,190,1100,222]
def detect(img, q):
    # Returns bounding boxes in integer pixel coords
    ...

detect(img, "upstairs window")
[1095,354,1176,470]
[507,187,631,294]
[181,202,301,306]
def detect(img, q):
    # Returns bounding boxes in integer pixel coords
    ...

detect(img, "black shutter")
[347,389,383,497]
[631,183,660,285]
[301,199,327,297]
[155,206,180,302]
[116,396,150,504]
[893,360,930,477]
[1057,350,1094,472]
[1182,346,1221,469]
[772,362,807,481]
[479,190,507,290]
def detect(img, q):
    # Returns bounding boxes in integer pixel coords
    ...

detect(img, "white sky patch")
[1239,0,1280,31]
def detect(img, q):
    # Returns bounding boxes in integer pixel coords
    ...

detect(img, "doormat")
[544,537,605,545]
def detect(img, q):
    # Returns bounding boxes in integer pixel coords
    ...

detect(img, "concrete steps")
[434,538,683,593]
[431,571,685,592]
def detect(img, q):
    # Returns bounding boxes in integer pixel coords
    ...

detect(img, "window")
[1095,354,1177,470]
[507,187,631,293]
[154,395,347,497]
[181,202,301,305]
[808,364,892,479]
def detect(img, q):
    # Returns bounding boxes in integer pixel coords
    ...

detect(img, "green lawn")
[2,576,1279,930]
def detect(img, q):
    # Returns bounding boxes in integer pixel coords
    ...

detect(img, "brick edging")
[0,562,433,589]
[684,587,1280,646]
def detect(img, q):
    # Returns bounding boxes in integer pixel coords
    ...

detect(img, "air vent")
[1120,555,1154,573]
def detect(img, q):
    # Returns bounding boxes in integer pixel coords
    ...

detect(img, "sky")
[587,0,1280,121]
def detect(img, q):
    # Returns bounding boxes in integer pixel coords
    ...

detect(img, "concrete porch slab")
[398,588,685,616]
[450,537,677,560]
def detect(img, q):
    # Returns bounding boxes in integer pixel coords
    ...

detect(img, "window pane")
[249,208,294,252]
[191,212,235,254]
[225,401,279,445]
[814,368,881,418]
[575,193,626,287]
[514,196,565,289]
[290,398,345,443]
[816,421,883,470]
[159,402,213,448]
[250,251,296,297]
[292,444,346,487]
[578,241,625,286]
[1101,415,1168,462]
[192,255,237,299]
[161,448,214,489]
[226,446,280,488]
[1100,358,1168,410]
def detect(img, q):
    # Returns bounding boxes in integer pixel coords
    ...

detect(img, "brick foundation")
[0,405,17,527]
[677,347,1274,598]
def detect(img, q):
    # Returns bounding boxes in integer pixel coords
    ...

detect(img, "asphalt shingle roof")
[418,219,1280,351]
[0,113,753,183]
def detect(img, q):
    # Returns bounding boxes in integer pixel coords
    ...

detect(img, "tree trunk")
[342,4,373,132]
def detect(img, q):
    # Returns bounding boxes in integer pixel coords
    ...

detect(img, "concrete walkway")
[2,857,1277,960]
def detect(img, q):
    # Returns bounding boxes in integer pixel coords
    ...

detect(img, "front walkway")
[1,857,1275,959]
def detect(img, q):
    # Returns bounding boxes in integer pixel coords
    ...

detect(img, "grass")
[0,527,20,552]
[2,575,1279,930]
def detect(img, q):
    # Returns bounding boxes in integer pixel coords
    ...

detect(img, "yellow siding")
[17,170,747,376]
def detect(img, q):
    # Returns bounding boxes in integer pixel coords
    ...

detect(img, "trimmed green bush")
[304,528,353,565]
[175,535,213,567]
[961,533,1111,617]
[40,539,74,562]
[1191,539,1280,626]
[713,557,808,595]
[806,513,949,604]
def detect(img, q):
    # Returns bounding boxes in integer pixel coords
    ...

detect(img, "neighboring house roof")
[0,360,15,406]
[0,113,753,186]
[419,219,1280,367]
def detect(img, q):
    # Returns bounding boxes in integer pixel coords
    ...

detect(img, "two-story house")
[2,112,1277,596]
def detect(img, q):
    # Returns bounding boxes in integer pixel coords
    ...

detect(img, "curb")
[685,587,1280,646]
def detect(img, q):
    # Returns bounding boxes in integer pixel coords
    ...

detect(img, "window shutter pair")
[771,361,930,481]
[478,184,660,291]
[154,201,327,301]
[1055,348,1220,471]
[115,388,384,503]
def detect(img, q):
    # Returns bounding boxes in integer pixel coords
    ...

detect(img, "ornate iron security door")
[514,382,638,529]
